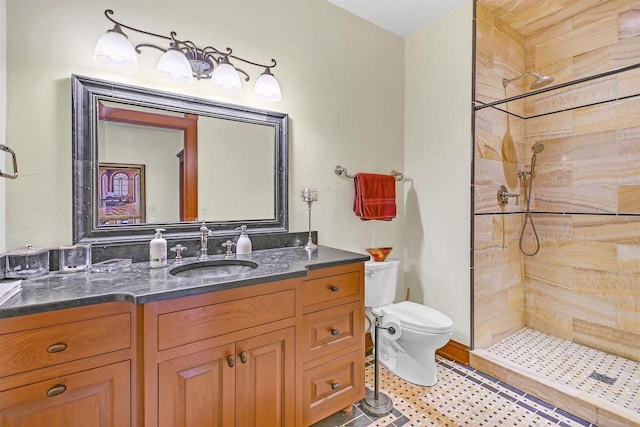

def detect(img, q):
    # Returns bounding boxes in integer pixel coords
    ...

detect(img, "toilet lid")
[382,301,453,334]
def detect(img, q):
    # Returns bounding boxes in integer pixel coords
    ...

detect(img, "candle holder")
[301,188,318,250]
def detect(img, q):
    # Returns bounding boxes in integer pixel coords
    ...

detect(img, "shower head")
[531,142,544,154]
[502,71,555,90]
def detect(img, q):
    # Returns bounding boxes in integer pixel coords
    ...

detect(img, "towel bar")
[0,145,18,179]
[334,165,403,181]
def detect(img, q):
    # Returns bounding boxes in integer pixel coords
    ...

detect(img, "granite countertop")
[0,246,369,319]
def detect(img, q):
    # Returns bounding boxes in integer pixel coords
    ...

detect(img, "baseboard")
[364,333,469,365]
[437,339,469,365]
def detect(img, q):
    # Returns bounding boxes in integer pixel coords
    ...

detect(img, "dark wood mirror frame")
[72,74,289,244]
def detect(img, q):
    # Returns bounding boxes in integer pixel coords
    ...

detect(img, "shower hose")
[519,172,540,256]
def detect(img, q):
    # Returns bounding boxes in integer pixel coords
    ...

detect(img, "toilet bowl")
[365,259,453,386]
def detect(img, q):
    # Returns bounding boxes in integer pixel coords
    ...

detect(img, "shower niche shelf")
[474,61,640,120]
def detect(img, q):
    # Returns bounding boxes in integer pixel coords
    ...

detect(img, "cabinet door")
[0,361,130,427]
[158,343,235,427]
[236,327,295,427]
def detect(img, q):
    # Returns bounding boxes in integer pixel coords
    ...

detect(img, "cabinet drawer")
[158,290,294,351]
[0,313,131,377]
[0,360,130,426]
[301,271,360,308]
[301,301,362,363]
[302,351,364,425]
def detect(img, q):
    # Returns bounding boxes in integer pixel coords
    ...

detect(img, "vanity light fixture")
[94,9,282,102]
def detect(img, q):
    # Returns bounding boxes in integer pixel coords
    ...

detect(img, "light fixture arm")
[102,9,278,79]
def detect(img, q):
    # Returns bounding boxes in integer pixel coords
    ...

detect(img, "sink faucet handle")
[221,240,236,258]
[170,244,187,263]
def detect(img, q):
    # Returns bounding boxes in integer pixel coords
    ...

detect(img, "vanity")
[0,246,368,426]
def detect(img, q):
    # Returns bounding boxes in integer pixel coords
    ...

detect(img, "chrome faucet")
[199,221,213,260]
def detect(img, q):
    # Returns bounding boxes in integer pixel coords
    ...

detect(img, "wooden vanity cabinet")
[143,278,298,427]
[0,302,136,427]
[297,263,365,426]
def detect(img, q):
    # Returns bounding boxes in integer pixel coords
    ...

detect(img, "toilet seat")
[381,301,453,334]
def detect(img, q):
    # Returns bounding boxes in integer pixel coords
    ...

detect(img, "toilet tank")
[364,259,400,308]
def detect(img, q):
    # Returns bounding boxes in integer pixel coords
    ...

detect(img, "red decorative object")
[366,247,393,262]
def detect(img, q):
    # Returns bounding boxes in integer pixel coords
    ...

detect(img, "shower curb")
[469,349,640,426]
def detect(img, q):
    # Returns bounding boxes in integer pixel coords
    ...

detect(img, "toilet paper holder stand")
[361,313,395,417]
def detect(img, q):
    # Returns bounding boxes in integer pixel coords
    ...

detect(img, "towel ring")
[335,165,403,181]
[0,145,18,179]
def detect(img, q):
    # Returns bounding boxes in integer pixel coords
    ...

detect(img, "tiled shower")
[471,0,640,424]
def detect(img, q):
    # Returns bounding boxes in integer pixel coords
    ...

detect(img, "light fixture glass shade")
[254,70,282,102]
[94,29,137,70]
[211,62,242,94]
[157,49,193,86]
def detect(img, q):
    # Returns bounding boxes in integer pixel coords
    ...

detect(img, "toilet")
[365,259,453,386]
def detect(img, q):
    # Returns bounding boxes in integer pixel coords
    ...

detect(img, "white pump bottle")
[149,228,167,268]
[236,225,252,255]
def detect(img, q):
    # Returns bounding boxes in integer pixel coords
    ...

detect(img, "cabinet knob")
[330,285,340,292]
[47,342,67,353]
[330,382,340,390]
[331,328,340,336]
[240,351,248,364]
[227,355,235,367]
[46,384,67,397]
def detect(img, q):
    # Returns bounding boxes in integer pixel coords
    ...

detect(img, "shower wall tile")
[524,257,575,289]
[573,319,640,363]
[524,110,573,139]
[532,130,618,163]
[619,185,640,213]
[617,67,640,98]
[534,185,618,213]
[618,8,640,39]
[573,35,640,78]
[573,215,640,244]
[618,126,640,154]
[525,279,574,340]
[616,244,640,273]
[572,154,640,185]
[524,78,617,118]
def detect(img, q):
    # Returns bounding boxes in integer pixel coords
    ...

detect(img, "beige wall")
[474,0,640,361]
[405,0,473,345]
[4,0,404,258]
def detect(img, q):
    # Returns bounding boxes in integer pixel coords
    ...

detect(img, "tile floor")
[485,328,640,415]
[312,354,596,427]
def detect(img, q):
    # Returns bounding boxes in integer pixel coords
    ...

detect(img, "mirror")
[72,75,288,244]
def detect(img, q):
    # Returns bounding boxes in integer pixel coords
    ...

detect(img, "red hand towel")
[353,173,397,221]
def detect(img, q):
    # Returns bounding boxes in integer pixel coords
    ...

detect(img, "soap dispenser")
[236,225,252,255]
[149,228,167,268]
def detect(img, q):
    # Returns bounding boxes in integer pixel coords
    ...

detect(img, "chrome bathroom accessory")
[497,185,520,206]
[0,145,18,179]
[199,221,213,260]
[221,240,236,259]
[502,71,555,90]
[517,143,544,256]
[170,244,187,263]
[301,188,318,251]
[361,313,394,417]
[334,165,403,181]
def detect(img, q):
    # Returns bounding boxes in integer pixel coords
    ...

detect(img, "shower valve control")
[498,185,520,206]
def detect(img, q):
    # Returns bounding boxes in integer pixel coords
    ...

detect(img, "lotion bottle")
[236,225,252,255]
[149,228,167,268]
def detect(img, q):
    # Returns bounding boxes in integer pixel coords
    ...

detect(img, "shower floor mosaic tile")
[312,355,595,427]
[485,328,640,415]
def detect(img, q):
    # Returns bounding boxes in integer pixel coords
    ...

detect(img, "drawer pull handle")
[227,355,235,367]
[240,351,248,364]
[47,343,68,353]
[330,285,340,292]
[46,384,67,397]
[331,329,340,336]
[330,382,340,390]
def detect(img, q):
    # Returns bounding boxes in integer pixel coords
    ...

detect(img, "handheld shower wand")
[518,143,544,256]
